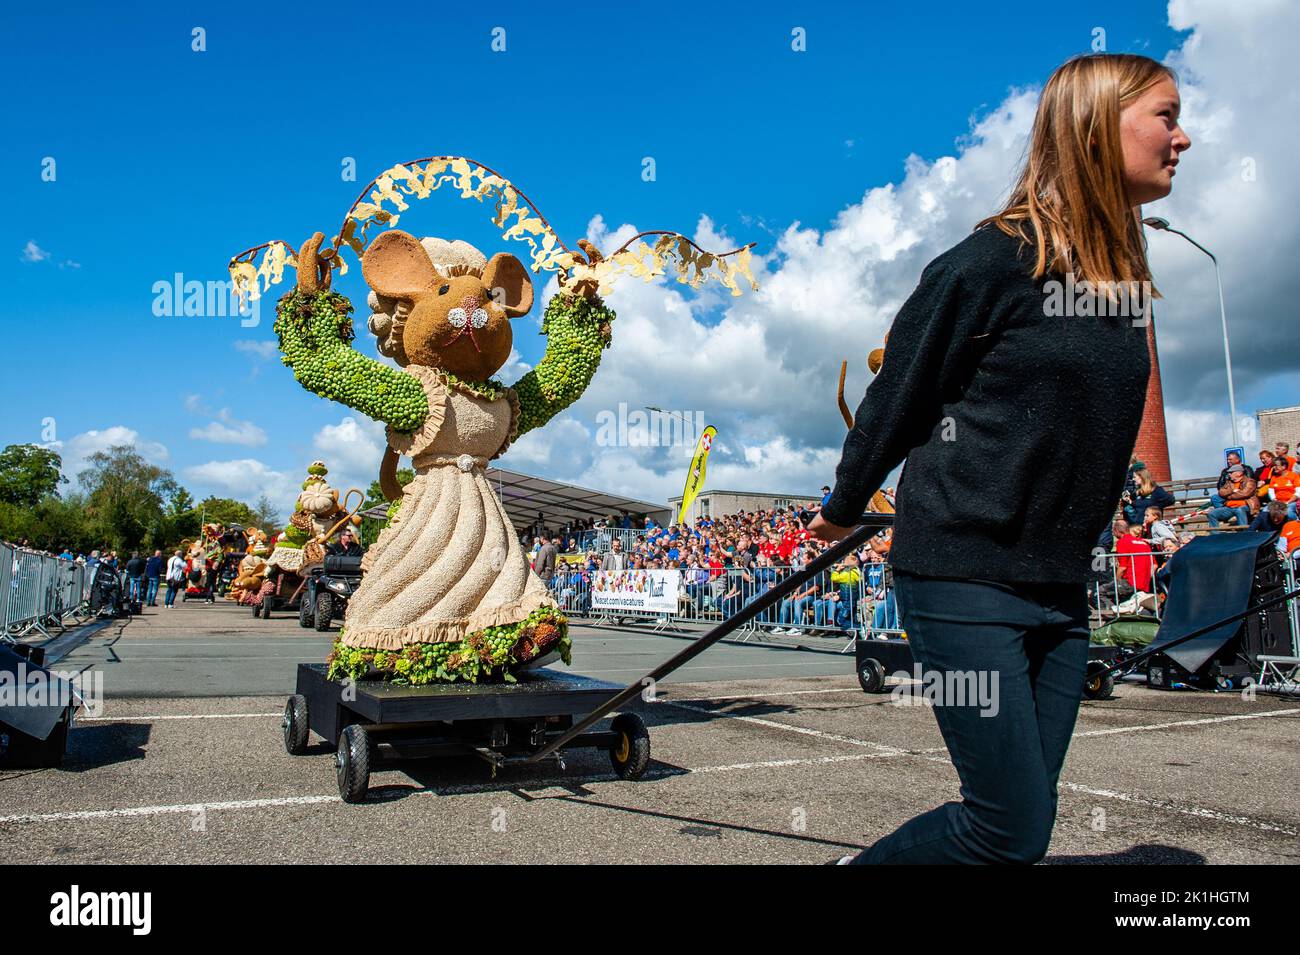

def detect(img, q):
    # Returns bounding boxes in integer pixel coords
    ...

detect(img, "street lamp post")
[1142,216,1240,447]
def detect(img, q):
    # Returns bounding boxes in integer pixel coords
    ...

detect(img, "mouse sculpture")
[229,155,758,683]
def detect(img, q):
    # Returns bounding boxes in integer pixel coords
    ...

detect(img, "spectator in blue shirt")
[144,550,164,606]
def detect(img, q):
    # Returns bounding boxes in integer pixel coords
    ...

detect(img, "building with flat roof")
[666,487,824,525]
[1259,406,1300,456]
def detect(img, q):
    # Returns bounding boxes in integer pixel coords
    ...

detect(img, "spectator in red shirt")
[1115,522,1156,593]
[1255,449,1277,483]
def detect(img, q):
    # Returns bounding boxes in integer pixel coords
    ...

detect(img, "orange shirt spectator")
[1280,521,1300,555]
[1259,466,1300,503]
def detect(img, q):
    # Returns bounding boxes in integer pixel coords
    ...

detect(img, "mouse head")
[361,230,533,381]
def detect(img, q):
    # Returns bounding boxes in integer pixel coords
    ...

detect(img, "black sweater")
[821,224,1151,584]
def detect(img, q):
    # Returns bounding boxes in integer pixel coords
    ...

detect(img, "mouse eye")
[447,307,467,328]
[470,307,489,329]
[438,284,450,295]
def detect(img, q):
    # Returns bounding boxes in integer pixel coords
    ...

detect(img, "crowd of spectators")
[527,485,900,636]
[1093,442,1300,616]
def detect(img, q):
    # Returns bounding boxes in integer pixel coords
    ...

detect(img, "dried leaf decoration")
[228,241,299,302]
[227,155,758,301]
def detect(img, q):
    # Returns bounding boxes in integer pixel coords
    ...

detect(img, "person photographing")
[808,53,1190,864]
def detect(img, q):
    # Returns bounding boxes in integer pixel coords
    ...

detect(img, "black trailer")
[853,636,1125,700]
[285,663,650,802]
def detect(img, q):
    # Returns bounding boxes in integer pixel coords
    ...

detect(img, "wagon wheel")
[857,657,887,693]
[283,694,310,755]
[609,712,650,780]
[336,724,373,803]
[1083,660,1115,700]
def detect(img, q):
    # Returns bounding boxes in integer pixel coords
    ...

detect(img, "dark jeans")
[852,570,1089,864]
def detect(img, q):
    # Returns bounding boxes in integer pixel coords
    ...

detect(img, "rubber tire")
[260,601,272,619]
[298,593,315,629]
[857,658,887,693]
[336,724,372,803]
[283,694,310,755]
[609,712,651,780]
[314,592,334,632]
[252,603,262,618]
[1083,661,1115,700]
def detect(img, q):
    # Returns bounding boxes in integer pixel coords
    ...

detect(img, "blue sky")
[11,1,1288,512]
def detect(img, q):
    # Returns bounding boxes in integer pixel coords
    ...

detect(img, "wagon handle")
[526,511,895,763]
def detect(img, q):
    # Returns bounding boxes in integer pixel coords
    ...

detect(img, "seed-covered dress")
[340,365,556,651]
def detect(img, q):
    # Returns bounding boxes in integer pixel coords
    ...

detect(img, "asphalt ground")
[1,601,1296,864]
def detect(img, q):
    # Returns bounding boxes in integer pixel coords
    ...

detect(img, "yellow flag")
[676,426,716,525]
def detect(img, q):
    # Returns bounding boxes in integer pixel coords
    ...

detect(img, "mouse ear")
[482,252,534,318]
[362,230,438,300]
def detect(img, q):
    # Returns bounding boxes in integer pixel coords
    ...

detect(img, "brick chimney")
[1135,310,1173,482]
[1134,213,1173,483]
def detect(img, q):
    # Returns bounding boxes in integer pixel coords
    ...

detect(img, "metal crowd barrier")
[2,542,90,640]
[1088,548,1170,621]
[568,527,649,556]
[542,559,901,652]
[542,547,1300,654]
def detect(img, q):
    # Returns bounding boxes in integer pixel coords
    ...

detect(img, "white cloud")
[233,340,277,360]
[61,426,170,488]
[188,409,268,447]
[21,240,49,263]
[311,416,388,496]
[183,459,298,508]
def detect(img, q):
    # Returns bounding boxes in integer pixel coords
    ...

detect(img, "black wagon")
[284,664,651,803]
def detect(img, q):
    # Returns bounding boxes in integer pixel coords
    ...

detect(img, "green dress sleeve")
[274,288,429,434]
[510,292,616,439]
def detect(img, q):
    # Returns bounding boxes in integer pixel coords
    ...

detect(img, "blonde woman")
[809,53,1190,864]
[1123,466,1175,525]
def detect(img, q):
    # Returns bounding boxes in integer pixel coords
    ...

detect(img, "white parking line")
[0,795,339,825]
[666,687,861,702]
[78,712,280,722]
[661,699,911,756]
[1060,782,1298,836]
[1073,707,1300,738]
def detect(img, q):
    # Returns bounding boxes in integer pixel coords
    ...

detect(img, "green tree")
[167,486,195,517]
[251,493,281,531]
[196,496,258,529]
[158,485,201,545]
[78,445,176,553]
[0,444,64,507]
[34,494,98,553]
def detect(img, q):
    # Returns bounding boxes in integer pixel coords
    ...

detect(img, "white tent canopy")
[360,467,671,531]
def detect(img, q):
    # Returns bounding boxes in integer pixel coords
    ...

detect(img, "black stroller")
[88,563,136,618]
